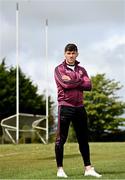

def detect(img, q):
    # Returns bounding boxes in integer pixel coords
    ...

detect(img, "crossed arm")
[54,67,92,91]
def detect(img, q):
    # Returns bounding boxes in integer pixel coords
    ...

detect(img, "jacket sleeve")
[78,69,92,91]
[54,67,82,89]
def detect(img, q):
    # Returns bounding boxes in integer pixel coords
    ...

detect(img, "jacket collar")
[63,59,80,67]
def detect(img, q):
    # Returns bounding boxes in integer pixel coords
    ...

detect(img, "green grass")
[0,142,125,179]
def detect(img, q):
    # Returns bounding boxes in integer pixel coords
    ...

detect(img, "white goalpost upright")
[16,2,19,144]
[45,19,49,143]
[11,3,49,144]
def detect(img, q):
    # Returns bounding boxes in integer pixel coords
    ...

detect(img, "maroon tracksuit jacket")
[54,60,92,107]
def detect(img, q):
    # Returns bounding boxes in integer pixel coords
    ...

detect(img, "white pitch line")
[0,152,21,157]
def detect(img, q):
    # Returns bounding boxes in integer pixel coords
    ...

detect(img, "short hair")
[64,43,78,52]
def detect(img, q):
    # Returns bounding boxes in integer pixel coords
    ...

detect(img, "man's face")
[64,51,78,65]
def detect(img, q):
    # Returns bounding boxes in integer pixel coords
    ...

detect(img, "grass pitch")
[0,142,125,179]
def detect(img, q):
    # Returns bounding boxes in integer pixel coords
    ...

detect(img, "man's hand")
[62,75,71,81]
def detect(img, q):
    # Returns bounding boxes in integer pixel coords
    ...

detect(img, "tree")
[84,73,125,141]
[19,68,46,115]
[0,60,46,118]
[0,58,16,119]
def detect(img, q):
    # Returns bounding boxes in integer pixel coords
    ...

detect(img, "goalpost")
[16,2,19,144]
[1,2,49,144]
[45,19,49,143]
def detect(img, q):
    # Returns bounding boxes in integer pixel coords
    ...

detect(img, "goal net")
[1,113,47,144]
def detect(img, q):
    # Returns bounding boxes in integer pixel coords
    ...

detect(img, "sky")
[0,0,125,109]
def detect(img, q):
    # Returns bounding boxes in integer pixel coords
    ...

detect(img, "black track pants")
[55,105,91,167]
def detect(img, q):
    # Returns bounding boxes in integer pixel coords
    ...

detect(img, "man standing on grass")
[54,43,102,178]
